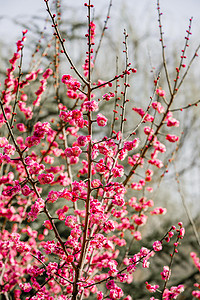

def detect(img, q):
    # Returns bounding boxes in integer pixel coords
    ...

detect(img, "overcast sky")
[0,0,200,49]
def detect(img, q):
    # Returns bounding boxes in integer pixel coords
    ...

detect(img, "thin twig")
[8,44,24,139]
[91,67,133,91]
[174,162,200,247]
[157,0,172,96]
[93,0,112,65]
[170,99,200,112]
[45,0,88,86]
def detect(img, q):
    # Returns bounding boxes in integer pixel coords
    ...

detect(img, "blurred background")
[1,0,200,45]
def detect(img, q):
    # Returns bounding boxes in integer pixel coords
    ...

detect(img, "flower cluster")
[28,198,45,221]
[82,21,96,77]
[33,68,53,106]
[25,122,51,148]
[191,252,200,299]
[61,74,81,99]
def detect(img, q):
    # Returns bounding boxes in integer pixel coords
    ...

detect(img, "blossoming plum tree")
[0,0,200,299]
